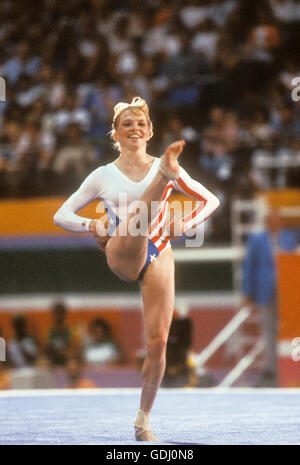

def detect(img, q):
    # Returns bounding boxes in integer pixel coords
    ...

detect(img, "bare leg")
[105,171,169,278]
[134,247,175,441]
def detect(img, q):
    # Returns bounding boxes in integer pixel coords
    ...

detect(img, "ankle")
[135,409,150,427]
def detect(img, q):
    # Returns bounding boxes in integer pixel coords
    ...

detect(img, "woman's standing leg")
[134,248,175,440]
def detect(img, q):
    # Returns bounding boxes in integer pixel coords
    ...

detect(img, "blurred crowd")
[0,302,122,389]
[0,0,300,242]
[0,303,212,390]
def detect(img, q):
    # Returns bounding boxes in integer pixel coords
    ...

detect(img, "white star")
[109,218,115,225]
[150,254,156,262]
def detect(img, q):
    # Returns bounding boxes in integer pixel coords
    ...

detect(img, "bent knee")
[106,250,140,282]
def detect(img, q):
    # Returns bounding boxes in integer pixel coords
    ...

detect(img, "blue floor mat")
[0,388,299,445]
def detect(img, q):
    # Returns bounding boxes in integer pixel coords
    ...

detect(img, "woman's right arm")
[53,169,103,233]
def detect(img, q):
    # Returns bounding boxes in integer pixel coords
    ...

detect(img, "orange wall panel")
[0,198,105,235]
[0,193,194,235]
[277,253,300,340]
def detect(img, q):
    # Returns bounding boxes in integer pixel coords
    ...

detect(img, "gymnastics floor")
[0,388,299,445]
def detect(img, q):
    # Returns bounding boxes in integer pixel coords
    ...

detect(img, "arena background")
[0,0,300,443]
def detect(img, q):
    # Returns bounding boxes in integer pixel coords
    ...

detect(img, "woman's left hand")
[89,219,110,251]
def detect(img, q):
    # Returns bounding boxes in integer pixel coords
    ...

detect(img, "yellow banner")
[0,194,194,234]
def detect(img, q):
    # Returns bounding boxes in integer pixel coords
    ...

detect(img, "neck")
[117,146,151,166]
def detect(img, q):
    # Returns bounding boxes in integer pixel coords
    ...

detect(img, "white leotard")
[54,157,220,253]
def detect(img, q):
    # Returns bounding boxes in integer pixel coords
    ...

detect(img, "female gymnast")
[54,97,220,441]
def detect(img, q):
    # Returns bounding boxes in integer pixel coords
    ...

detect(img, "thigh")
[105,234,148,281]
[141,248,175,342]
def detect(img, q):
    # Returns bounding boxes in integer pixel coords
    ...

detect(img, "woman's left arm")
[172,166,220,234]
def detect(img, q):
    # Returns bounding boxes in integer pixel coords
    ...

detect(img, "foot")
[160,139,185,179]
[135,426,159,442]
[134,409,159,442]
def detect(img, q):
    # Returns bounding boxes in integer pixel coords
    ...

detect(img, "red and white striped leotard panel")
[148,164,220,253]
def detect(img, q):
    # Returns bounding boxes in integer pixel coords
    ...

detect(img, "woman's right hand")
[89,219,110,251]
[165,139,185,158]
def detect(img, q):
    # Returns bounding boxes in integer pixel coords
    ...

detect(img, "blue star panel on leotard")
[138,239,160,281]
[103,201,159,282]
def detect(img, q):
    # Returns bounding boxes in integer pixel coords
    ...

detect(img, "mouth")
[128,134,142,139]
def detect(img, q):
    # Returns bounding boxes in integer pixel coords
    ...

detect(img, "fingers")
[96,237,107,251]
[91,228,109,251]
[175,139,185,148]
[165,139,185,156]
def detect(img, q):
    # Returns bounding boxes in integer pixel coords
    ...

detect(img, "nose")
[132,120,143,129]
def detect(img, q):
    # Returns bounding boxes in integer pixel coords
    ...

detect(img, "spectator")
[179,0,212,30]
[64,354,97,389]
[191,19,220,63]
[199,108,237,184]
[52,122,96,191]
[271,105,300,148]
[163,316,193,388]
[250,109,274,144]
[46,302,82,367]
[160,31,210,107]
[242,208,298,387]
[84,318,121,366]
[7,315,38,368]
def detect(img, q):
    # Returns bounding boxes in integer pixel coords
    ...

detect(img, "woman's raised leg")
[105,170,170,281]
[105,141,184,281]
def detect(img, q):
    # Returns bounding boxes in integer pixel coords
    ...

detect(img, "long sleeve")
[53,168,103,233]
[172,166,220,232]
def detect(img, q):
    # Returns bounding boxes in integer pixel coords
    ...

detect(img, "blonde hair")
[110,96,153,151]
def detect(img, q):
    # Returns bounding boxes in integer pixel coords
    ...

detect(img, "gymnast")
[54,97,220,441]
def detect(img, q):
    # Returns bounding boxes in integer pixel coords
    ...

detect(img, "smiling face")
[113,109,152,151]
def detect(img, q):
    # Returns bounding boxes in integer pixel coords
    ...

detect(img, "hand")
[165,139,185,158]
[89,219,110,251]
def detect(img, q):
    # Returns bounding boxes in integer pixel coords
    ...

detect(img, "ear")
[112,130,118,142]
[147,130,153,141]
